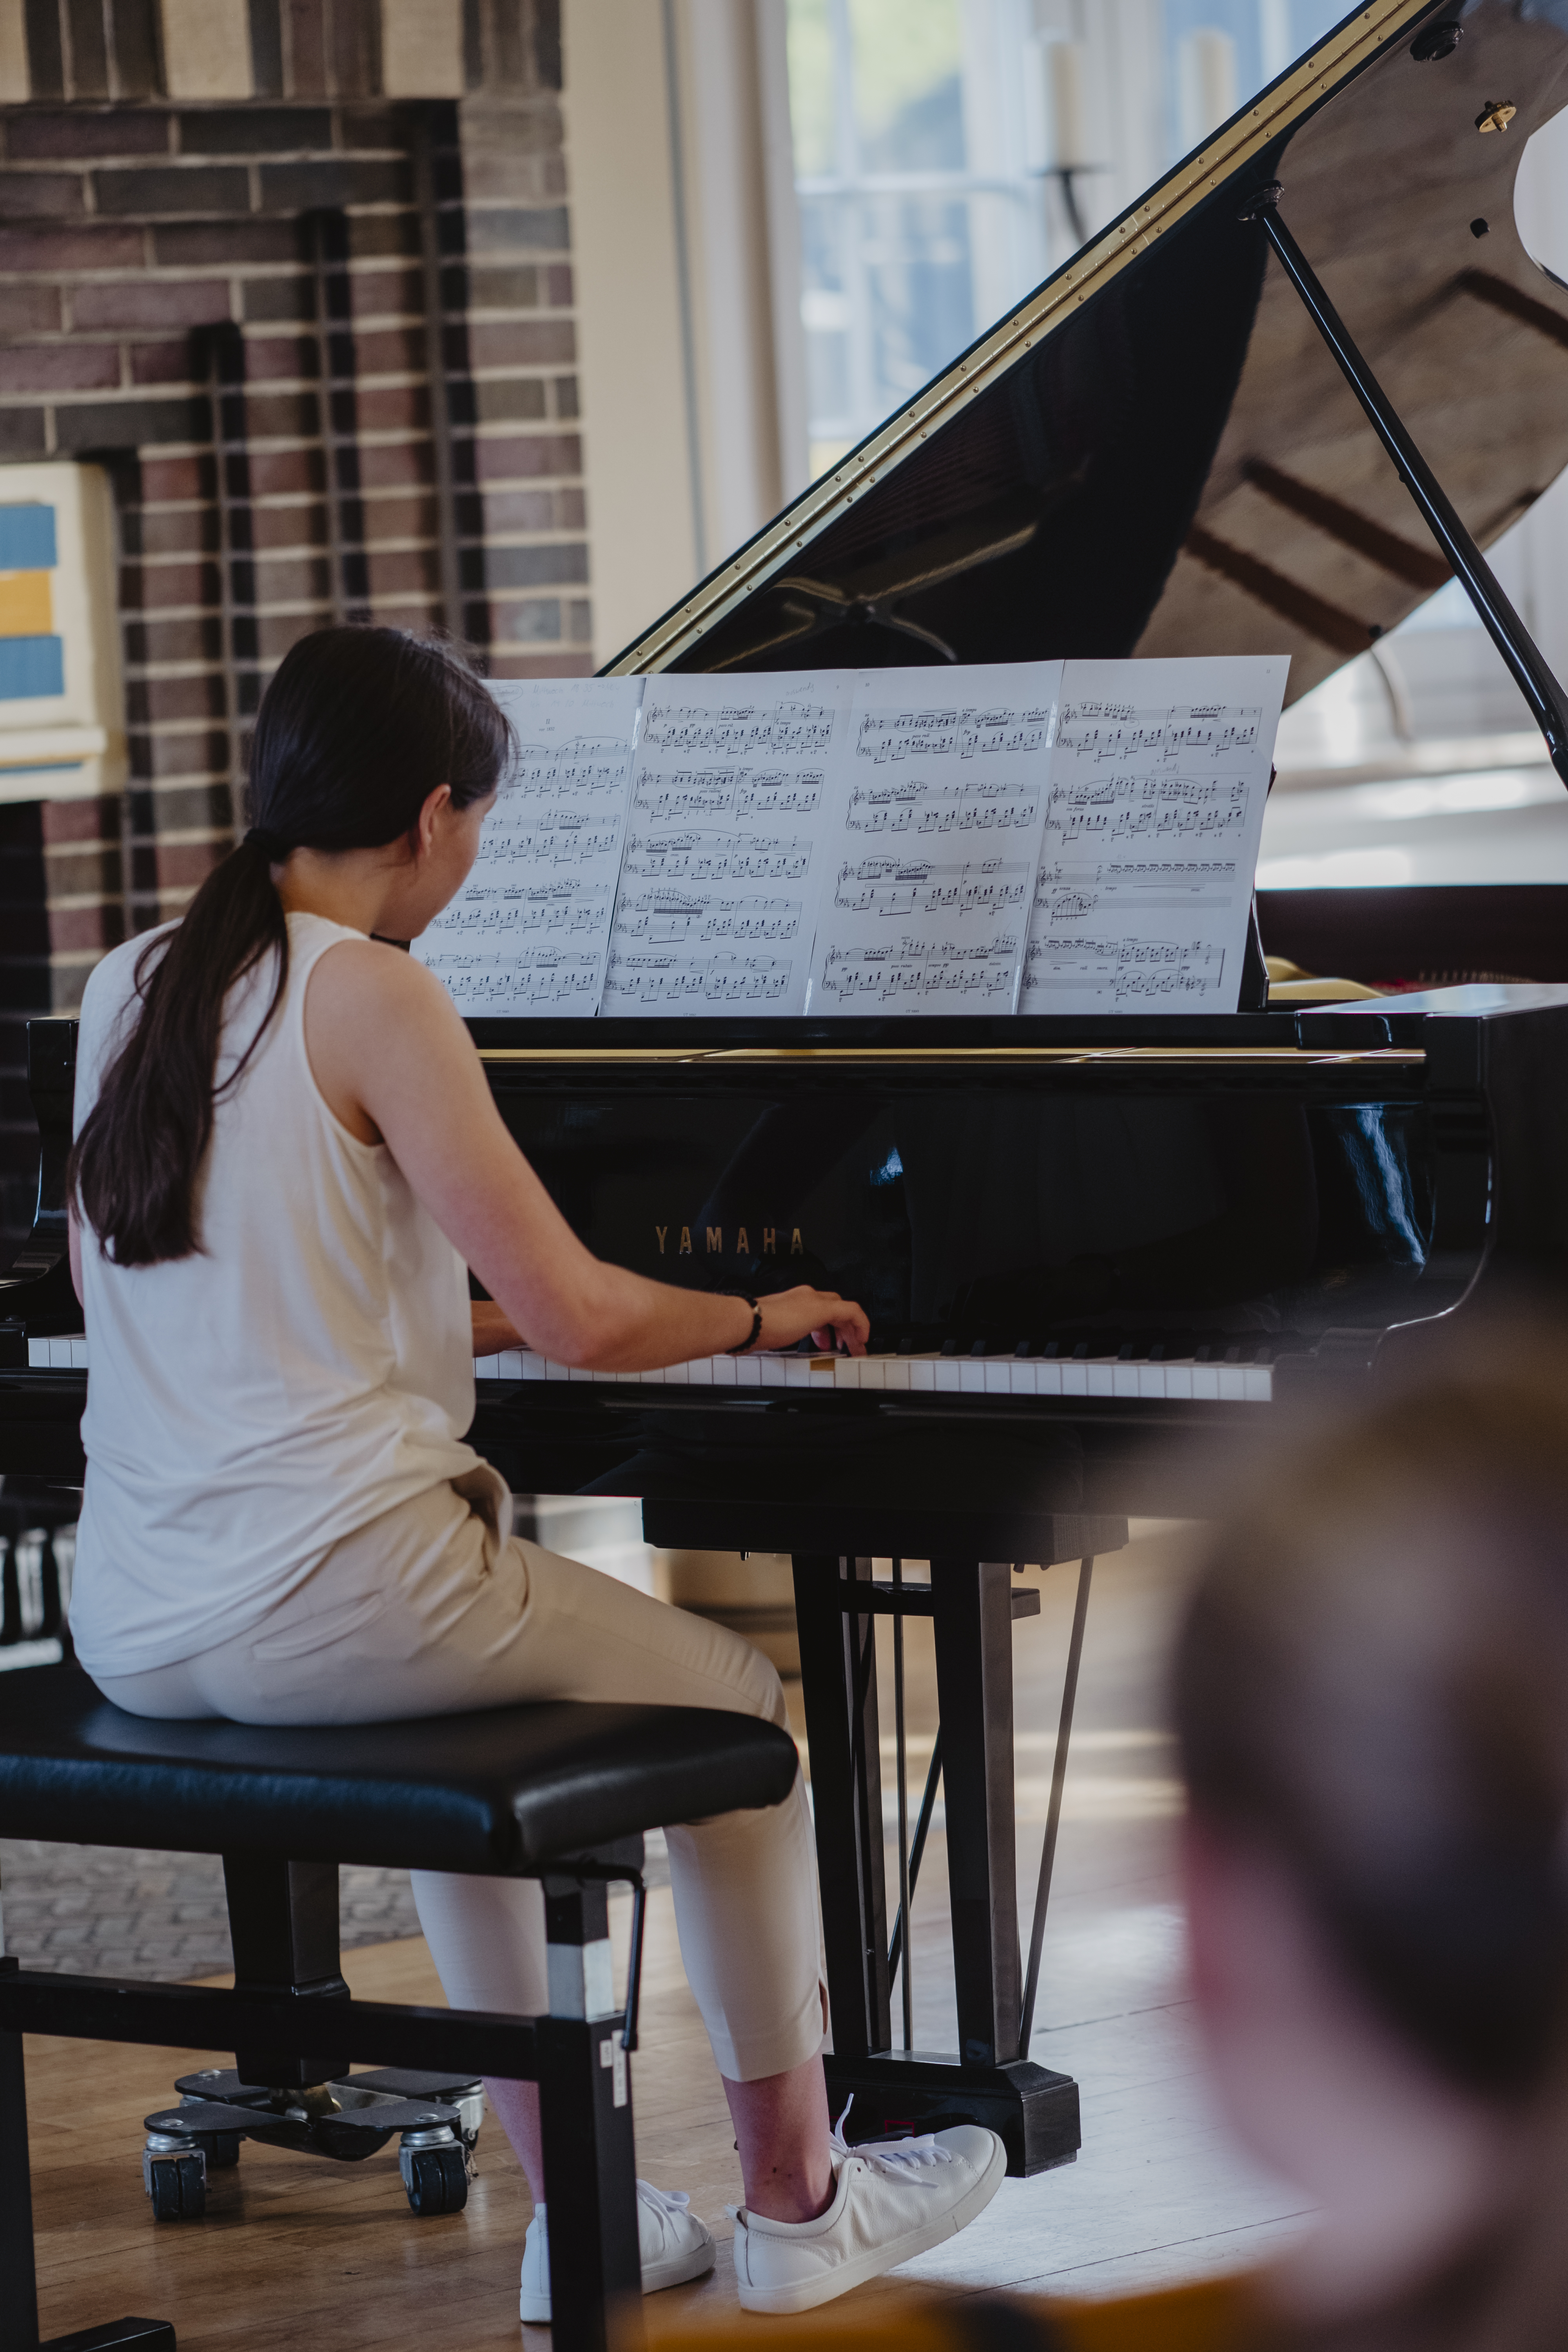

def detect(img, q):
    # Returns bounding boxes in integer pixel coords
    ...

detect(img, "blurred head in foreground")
[1174,1337,1568,2350]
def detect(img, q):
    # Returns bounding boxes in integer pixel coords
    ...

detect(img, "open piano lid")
[605,0,1568,720]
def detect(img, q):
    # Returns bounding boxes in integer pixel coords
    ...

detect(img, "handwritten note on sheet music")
[412,677,642,1015]
[805,662,1062,1014]
[1020,656,1288,1016]
[601,672,853,1016]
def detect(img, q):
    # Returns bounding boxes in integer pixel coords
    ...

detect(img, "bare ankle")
[746,2167,835,2227]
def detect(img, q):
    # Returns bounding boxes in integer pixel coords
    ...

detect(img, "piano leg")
[790,1557,892,2065]
[789,1553,1082,2180]
[929,1559,1024,2069]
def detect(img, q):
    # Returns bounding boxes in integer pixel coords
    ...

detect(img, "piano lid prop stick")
[887,1728,944,1985]
[1241,181,1568,792]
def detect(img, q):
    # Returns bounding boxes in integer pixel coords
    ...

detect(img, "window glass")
[785,3,1364,481]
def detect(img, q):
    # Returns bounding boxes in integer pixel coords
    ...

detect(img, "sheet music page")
[803,661,1063,1014]
[1020,655,1288,1016]
[412,676,642,1015]
[601,671,853,1015]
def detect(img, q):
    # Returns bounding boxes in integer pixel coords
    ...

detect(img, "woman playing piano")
[64,625,1006,2320]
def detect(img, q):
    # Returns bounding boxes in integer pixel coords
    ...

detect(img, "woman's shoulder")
[295,918,456,1020]
[79,923,176,1044]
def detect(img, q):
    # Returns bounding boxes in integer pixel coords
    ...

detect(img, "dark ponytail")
[71,626,512,1266]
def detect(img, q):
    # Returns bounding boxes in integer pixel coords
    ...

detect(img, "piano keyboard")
[474,1349,1276,1404]
[28,1334,1274,1402]
[27,1336,89,1370]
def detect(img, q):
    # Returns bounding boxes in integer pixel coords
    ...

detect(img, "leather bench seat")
[0,1664,799,1874]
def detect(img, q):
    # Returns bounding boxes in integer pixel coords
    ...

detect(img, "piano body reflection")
[13,0,1568,2178]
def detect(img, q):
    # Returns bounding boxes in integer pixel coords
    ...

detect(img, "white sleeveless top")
[71,911,479,1677]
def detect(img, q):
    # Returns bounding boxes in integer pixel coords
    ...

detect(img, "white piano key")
[665,1361,690,1384]
[833,1357,862,1387]
[858,1359,886,1389]
[1245,1367,1273,1403]
[711,1354,737,1386]
[1219,1367,1247,1401]
[27,1338,45,1368]
[1062,1363,1088,1395]
[1137,1365,1166,1400]
[497,1350,524,1378]
[910,1359,936,1392]
[1192,1365,1221,1401]
[567,1364,593,1380]
[983,1362,1011,1394]
[809,1360,836,1388]
[545,1358,570,1381]
[1165,1364,1194,1399]
[475,1354,500,1379]
[686,1357,714,1385]
[734,1354,762,1386]
[784,1357,811,1387]
[1088,1365,1114,1396]
[934,1361,962,1392]
[1112,1365,1140,1398]
[882,1359,910,1390]
[959,1361,985,1394]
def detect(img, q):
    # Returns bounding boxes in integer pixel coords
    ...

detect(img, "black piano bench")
[0,1663,800,2352]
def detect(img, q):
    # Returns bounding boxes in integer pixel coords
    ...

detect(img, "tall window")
[786,0,1046,480]
[785,0,1353,483]
[1164,2,1349,147]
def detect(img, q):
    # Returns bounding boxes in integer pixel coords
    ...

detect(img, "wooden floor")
[21,1523,1310,2346]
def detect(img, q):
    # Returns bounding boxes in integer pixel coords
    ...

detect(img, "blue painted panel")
[0,635,65,699]
[0,506,58,572]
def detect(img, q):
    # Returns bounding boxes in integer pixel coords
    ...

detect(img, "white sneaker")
[731,2115,1007,2316]
[518,2180,715,2323]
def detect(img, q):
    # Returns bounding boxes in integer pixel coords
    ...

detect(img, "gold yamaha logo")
[655,1225,805,1257]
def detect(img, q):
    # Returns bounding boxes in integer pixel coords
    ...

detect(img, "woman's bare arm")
[305,940,868,1369]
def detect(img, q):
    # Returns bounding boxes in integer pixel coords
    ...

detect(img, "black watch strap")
[725,1294,763,1354]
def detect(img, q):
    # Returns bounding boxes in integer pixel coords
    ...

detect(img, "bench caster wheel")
[400,2131,468,2216]
[144,2150,207,2221]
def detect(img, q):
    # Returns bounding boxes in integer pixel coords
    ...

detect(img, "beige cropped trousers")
[94,1464,826,2085]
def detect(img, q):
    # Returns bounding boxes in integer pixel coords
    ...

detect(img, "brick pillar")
[0,9,586,1255]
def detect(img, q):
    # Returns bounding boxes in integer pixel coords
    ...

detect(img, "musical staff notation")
[1020,658,1286,1015]
[418,655,1286,1020]
[604,672,852,1018]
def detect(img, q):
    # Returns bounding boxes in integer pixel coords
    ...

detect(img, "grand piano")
[10,0,1568,2183]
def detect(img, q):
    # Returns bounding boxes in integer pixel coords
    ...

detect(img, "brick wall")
[0,0,587,1261]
